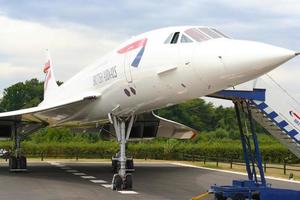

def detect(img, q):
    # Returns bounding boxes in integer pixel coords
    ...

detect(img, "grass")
[180,160,300,181]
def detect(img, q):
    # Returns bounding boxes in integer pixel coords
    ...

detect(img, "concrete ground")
[0,161,299,200]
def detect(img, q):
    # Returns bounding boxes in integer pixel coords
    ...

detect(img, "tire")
[126,159,134,170]
[124,174,133,189]
[214,193,227,200]
[19,156,27,169]
[232,193,246,200]
[112,160,119,173]
[9,156,18,170]
[112,174,123,191]
[252,192,260,200]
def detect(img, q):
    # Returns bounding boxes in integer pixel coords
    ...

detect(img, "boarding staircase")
[209,74,300,159]
[250,100,300,159]
[207,74,300,199]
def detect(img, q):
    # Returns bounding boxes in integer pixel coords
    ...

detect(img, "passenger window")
[180,34,193,43]
[170,32,180,44]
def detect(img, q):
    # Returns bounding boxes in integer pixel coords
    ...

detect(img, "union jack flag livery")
[117,38,147,67]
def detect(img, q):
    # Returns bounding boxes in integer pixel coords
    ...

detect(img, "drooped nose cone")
[220,39,297,82]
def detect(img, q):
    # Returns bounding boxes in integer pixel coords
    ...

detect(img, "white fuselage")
[41,26,296,125]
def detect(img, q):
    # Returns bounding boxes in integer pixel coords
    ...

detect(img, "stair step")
[247,103,300,158]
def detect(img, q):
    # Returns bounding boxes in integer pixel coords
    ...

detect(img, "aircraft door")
[124,51,133,83]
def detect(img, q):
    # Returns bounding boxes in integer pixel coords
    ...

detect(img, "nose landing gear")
[110,114,135,190]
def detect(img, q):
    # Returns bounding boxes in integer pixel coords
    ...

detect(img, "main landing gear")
[109,114,135,190]
[9,125,27,172]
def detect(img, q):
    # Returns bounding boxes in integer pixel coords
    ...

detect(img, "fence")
[181,153,300,176]
[16,150,299,176]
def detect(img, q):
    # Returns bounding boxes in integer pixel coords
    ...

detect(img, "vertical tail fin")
[43,49,58,100]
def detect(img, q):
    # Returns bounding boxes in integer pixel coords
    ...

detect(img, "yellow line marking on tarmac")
[191,192,210,200]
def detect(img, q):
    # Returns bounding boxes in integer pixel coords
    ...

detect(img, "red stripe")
[44,71,52,90]
[43,60,50,73]
[117,38,147,54]
[293,112,300,120]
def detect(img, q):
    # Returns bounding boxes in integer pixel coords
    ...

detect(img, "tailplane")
[43,49,59,100]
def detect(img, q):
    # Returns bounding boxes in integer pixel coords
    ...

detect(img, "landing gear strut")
[9,123,27,172]
[110,114,135,190]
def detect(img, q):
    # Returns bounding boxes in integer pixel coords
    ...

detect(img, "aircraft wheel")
[112,174,123,190]
[124,174,133,189]
[9,156,17,170]
[112,159,118,173]
[19,156,27,169]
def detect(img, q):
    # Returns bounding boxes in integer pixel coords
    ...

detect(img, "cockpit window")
[211,28,229,38]
[164,32,180,44]
[184,28,210,42]
[184,28,229,42]
[198,28,221,39]
[180,34,193,43]
[170,32,180,44]
[164,33,173,44]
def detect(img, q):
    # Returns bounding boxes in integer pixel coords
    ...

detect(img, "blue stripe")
[277,121,288,128]
[256,103,268,110]
[253,100,300,144]
[131,46,145,67]
[289,129,299,137]
[267,112,278,119]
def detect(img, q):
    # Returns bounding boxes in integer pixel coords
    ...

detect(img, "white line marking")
[48,162,66,167]
[66,170,79,173]
[101,184,112,188]
[118,191,138,194]
[171,162,300,184]
[90,180,107,183]
[61,167,71,170]
[80,176,96,179]
[48,162,60,166]
[73,173,86,176]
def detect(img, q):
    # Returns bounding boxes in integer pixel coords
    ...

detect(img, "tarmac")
[0,161,299,200]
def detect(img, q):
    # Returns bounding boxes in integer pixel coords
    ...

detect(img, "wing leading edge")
[0,92,102,124]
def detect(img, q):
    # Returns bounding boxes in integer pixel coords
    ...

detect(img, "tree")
[157,98,219,131]
[0,79,44,111]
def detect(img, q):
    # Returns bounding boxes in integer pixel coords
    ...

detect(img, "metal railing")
[181,153,300,176]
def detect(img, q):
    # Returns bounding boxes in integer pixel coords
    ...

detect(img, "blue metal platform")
[207,89,300,200]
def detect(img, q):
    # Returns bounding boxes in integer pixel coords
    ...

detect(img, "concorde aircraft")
[0,26,298,190]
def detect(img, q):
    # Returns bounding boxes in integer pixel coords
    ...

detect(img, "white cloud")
[0,15,120,92]
[268,63,300,97]
[0,63,38,77]
[221,0,300,16]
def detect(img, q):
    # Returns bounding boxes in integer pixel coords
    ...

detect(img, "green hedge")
[0,140,297,163]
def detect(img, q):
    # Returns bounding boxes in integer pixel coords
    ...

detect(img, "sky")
[0,0,299,106]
